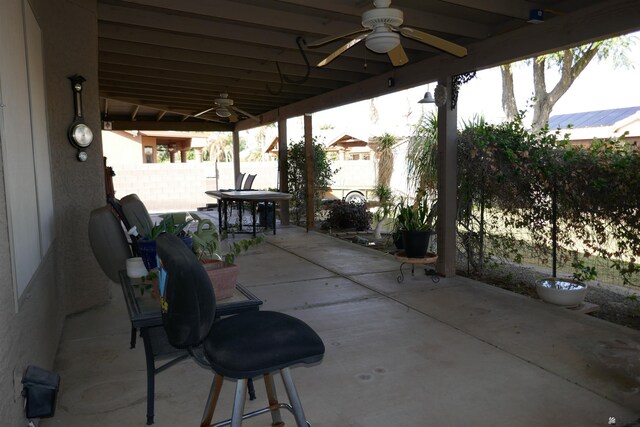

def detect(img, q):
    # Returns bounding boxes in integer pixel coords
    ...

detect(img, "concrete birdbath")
[536,278,588,307]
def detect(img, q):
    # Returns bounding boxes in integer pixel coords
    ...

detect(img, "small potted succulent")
[190,213,263,299]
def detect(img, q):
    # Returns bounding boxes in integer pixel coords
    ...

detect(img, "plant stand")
[394,251,439,283]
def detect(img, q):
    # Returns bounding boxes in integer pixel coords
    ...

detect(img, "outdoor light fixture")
[365,28,400,53]
[419,83,435,104]
[418,91,435,104]
[527,9,544,23]
[215,107,232,118]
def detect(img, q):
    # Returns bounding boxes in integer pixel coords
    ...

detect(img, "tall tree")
[501,36,634,130]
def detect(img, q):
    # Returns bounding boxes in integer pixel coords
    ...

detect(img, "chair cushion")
[88,206,132,283]
[157,233,216,349]
[120,194,155,238]
[204,311,325,379]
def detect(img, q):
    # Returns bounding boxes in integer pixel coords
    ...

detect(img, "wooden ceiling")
[97,0,640,132]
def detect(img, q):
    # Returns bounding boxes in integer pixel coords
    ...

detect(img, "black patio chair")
[156,233,325,426]
[234,172,246,190]
[242,173,256,190]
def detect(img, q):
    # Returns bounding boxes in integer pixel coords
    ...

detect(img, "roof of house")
[548,106,640,129]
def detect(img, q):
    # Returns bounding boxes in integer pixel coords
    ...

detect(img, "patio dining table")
[205,190,292,236]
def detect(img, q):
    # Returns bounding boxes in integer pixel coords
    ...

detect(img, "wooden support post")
[304,114,314,231]
[436,77,458,277]
[232,130,241,182]
[278,119,290,226]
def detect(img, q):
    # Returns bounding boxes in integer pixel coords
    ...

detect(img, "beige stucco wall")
[102,130,144,165]
[0,0,108,424]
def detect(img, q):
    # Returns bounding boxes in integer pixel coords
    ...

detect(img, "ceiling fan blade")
[317,33,369,67]
[229,110,239,123]
[399,27,467,57]
[387,44,409,66]
[306,28,370,48]
[193,107,215,118]
[231,106,259,122]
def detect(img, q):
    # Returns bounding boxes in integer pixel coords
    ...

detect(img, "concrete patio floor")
[45,225,640,426]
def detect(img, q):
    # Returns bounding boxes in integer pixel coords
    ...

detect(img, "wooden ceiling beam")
[98,38,373,83]
[108,120,233,132]
[439,0,537,20]
[98,3,322,53]
[101,92,282,115]
[98,71,326,98]
[98,52,352,89]
[116,0,361,40]
[100,89,285,113]
[100,79,307,104]
[97,22,391,75]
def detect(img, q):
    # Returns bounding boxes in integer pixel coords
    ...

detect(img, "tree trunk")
[501,43,601,130]
[500,64,518,121]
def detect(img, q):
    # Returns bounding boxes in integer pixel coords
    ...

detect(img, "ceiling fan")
[306,0,467,67]
[194,93,257,122]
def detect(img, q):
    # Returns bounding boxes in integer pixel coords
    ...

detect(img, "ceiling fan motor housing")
[362,6,403,53]
[361,7,403,29]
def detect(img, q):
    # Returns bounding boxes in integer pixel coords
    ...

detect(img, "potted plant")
[190,213,264,299]
[136,213,193,270]
[394,197,437,258]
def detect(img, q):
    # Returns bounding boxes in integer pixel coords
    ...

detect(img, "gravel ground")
[460,261,640,331]
[330,231,640,331]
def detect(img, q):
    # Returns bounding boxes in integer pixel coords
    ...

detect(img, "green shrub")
[324,200,371,231]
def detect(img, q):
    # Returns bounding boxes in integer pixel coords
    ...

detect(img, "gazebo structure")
[1,0,640,424]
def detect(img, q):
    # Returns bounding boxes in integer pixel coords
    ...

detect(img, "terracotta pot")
[202,259,239,300]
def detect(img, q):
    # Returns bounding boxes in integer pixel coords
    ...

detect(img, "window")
[0,2,54,306]
[144,146,154,163]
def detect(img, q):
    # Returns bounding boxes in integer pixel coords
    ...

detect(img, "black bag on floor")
[22,365,60,418]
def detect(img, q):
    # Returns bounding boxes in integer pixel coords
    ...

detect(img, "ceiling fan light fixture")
[365,30,400,54]
[215,107,231,118]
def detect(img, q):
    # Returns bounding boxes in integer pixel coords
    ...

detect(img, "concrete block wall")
[112,162,217,213]
[111,159,389,213]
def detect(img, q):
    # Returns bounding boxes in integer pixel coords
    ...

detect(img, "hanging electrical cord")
[267,36,311,95]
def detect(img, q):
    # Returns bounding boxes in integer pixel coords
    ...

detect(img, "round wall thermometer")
[67,75,93,161]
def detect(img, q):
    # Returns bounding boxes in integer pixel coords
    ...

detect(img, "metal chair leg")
[264,374,284,427]
[280,368,309,427]
[201,375,224,427]
[231,379,248,427]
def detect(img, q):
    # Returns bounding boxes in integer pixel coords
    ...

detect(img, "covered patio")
[2,1,640,425]
[47,225,639,426]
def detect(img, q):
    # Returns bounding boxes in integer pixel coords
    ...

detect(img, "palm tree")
[406,111,438,204]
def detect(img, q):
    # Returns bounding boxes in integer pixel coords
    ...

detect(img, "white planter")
[536,278,588,307]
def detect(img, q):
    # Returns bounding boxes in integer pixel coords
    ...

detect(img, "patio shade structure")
[97,0,640,131]
[1,0,640,424]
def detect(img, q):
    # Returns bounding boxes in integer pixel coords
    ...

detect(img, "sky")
[259,30,640,146]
